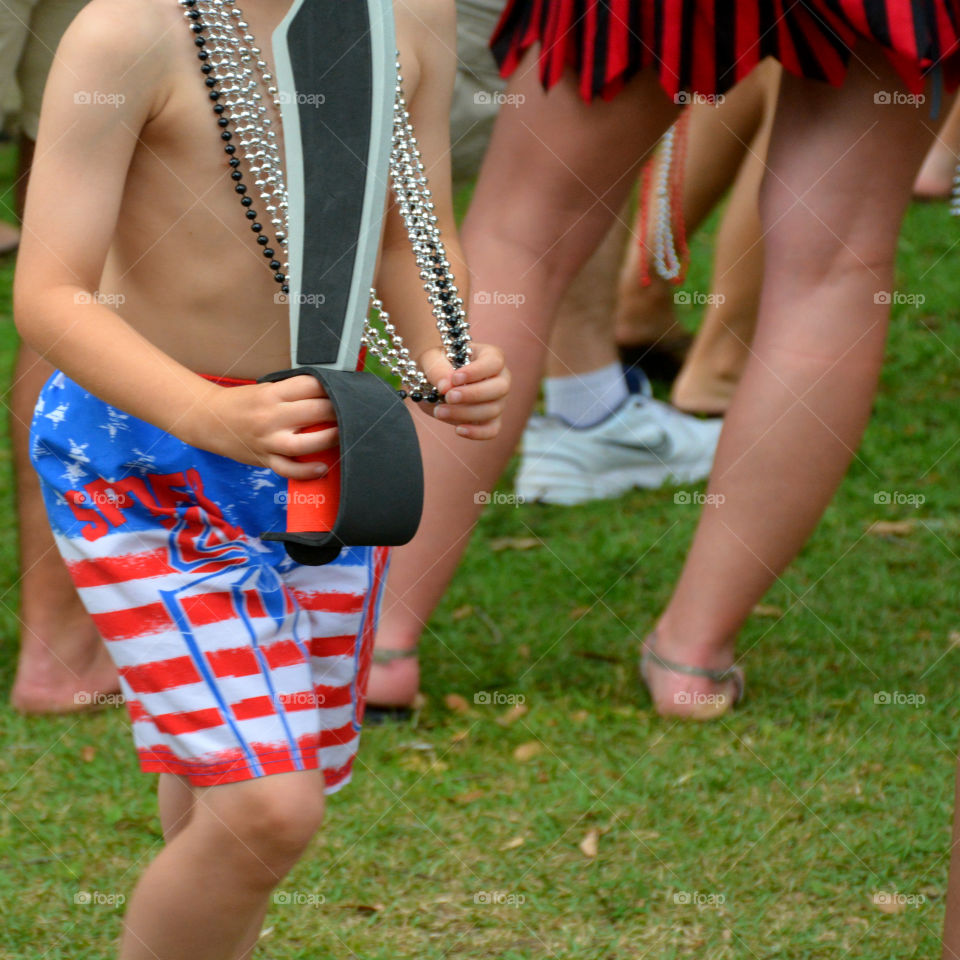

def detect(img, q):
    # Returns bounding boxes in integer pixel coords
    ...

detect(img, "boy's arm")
[376,1,508,439]
[14,2,334,479]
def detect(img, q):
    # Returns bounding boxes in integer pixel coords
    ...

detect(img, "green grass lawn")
[2,141,960,959]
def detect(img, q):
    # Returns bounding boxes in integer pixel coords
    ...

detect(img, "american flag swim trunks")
[30,370,390,791]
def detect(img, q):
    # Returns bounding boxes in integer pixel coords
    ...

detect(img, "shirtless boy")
[14,1,508,957]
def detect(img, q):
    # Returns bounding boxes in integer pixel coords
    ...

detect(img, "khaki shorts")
[0,0,88,139]
[452,0,508,191]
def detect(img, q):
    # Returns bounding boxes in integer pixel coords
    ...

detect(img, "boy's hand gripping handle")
[258,367,424,566]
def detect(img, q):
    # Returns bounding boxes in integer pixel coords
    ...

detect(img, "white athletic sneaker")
[515,396,723,505]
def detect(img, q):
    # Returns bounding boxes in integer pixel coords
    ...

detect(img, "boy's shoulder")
[57,0,182,75]
[395,0,456,43]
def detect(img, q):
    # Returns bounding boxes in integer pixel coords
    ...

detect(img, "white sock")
[543,362,630,428]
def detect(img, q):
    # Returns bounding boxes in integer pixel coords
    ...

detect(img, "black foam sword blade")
[261,0,425,566]
[272,0,396,369]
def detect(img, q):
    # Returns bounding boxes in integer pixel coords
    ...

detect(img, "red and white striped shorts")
[30,370,390,791]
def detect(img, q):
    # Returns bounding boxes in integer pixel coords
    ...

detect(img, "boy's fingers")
[450,348,505,386]
[422,353,456,394]
[434,400,504,425]
[443,375,510,405]
[282,398,337,427]
[269,375,328,402]
[281,426,339,458]
[264,454,333,481]
[453,418,502,441]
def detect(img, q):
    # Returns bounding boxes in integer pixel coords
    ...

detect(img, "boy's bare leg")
[9,344,116,713]
[614,61,776,350]
[121,770,325,960]
[670,69,779,414]
[157,775,273,959]
[914,96,960,198]
[943,755,960,959]
[369,57,678,704]
[645,46,944,712]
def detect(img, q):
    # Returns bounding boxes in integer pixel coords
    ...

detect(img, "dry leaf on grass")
[451,789,486,806]
[450,729,470,744]
[452,605,473,621]
[579,829,599,858]
[489,537,542,552]
[501,836,525,851]
[872,892,906,914]
[753,604,784,618]
[513,742,543,762]
[497,704,529,726]
[337,903,383,914]
[867,520,916,537]
[571,710,590,723]
[444,693,470,714]
[81,746,96,763]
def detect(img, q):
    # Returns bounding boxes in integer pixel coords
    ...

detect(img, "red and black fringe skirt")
[490,1,960,101]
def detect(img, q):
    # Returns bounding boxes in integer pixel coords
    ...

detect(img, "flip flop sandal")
[640,632,744,715]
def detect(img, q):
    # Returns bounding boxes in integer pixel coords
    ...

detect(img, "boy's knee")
[202,770,326,876]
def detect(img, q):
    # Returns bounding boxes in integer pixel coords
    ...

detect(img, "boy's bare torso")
[100,0,425,381]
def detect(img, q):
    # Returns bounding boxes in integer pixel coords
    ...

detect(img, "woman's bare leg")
[914,96,960,198]
[670,66,780,414]
[367,60,678,706]
[645,47,947,713]
[9,343,117,713]
[614,61,776,351]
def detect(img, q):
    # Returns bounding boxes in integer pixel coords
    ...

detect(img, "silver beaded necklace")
[181,0,471,402]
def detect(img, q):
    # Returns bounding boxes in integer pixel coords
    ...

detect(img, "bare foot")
[913,146,958,200]
[366,646,420,709]
[11,616,120,714]
[639,631,743,720]
[0,220,20,255]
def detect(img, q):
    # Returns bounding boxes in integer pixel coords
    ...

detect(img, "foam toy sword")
[260,0,424,566]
